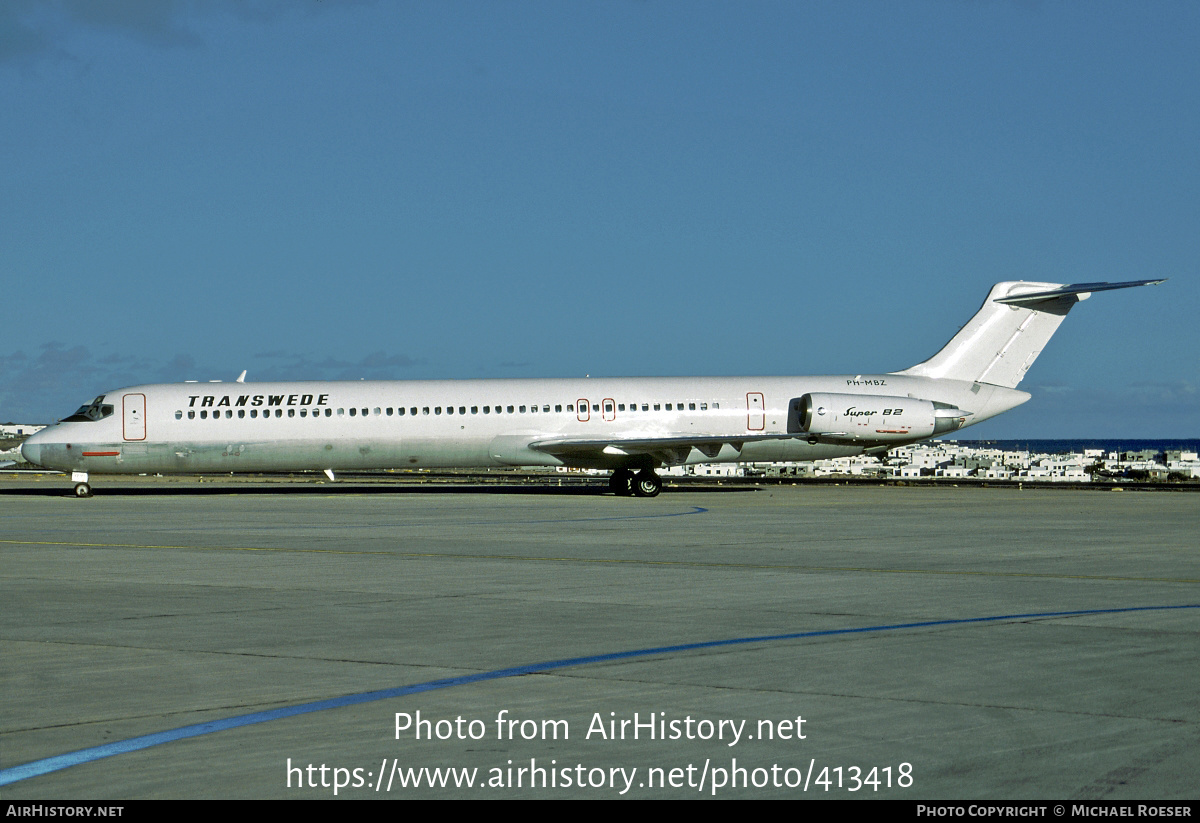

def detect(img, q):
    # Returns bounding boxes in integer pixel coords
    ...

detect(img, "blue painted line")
[2,603,1195,787]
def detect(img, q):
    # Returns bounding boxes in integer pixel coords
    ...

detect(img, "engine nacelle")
[789,393,971,443]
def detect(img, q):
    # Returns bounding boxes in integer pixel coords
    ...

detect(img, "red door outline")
[123,393,147,441]
[747,392,765,431]
[577,399,590,422]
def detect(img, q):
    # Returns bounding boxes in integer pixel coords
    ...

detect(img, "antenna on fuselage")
[236,370,246,383]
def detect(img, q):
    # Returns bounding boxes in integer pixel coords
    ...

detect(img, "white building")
[0,424,46,438]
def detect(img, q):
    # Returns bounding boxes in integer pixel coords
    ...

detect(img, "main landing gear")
[609,468,663,498]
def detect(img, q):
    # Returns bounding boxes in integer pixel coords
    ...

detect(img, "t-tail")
[895,279,1166,389]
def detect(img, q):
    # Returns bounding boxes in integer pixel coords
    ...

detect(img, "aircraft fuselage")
[21,279,1164,496]
[20,373,1026,476]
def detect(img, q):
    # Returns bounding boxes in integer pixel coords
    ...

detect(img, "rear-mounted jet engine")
[789,392,971,443]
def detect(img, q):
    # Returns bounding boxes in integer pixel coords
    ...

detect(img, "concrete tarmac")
[1,475,1197,799]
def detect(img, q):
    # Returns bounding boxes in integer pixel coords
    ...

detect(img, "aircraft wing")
[527,432,817,465]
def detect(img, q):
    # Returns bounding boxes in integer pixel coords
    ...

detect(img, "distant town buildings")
[0,424,46,438]
[615,442,1200,482]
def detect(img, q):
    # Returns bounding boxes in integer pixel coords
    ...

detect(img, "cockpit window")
[62,395,115,423]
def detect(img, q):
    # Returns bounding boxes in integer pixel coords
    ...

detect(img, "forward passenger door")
[123,393,146,441]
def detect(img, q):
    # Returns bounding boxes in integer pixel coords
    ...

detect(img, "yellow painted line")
[0,539,388,556]
[4,538,1195,583]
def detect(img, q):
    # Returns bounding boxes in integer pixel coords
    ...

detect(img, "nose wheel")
[74,482,92,498]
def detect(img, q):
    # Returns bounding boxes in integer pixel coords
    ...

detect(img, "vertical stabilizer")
[897,281,1071,388]
[895,279,1164,389]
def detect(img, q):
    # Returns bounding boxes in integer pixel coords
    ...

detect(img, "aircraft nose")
[19,435,42,467]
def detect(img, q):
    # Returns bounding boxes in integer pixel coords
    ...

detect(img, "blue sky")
[1,1,1195,438]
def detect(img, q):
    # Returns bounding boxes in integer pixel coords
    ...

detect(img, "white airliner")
[21,279,1163,497]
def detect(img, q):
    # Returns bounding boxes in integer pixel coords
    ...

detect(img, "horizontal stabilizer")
[994,279,1166,306]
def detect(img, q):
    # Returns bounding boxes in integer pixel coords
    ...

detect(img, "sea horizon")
[944,439,1199,455]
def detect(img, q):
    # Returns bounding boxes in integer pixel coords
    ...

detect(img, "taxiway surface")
[2,476,1197,798]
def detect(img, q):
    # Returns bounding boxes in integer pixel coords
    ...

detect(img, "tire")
[632,471,662,498]
[609,469,634,496]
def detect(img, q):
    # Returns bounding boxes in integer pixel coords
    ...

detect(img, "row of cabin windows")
[178,408,332,420]
[174,401,720,421]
